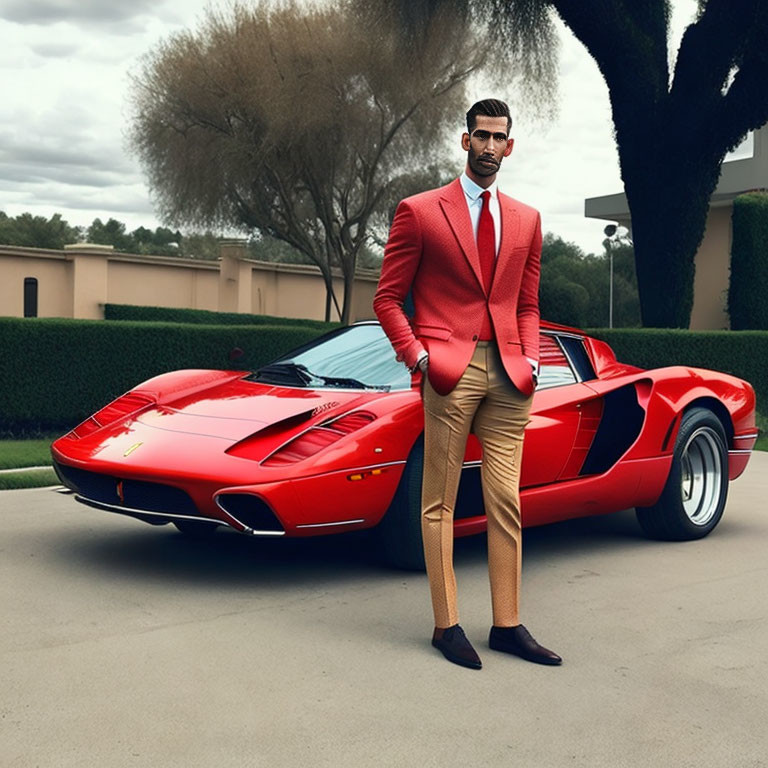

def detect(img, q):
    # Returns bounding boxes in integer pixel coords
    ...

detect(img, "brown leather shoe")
[432,624,482,669]
[489,624,562,666]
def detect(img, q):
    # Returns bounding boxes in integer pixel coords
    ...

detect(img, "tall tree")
[128,0,485,322]
[87,217,136,252]
[385,0,768,327]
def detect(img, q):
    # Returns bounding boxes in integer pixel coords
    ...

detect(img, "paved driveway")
[2,454,767,768]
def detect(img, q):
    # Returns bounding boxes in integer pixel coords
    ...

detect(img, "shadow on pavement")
[48,506,657,590]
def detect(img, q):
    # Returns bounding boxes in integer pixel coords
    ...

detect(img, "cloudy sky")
[0,0,751,254]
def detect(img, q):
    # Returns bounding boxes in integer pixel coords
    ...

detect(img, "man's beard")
[468,148,500,176]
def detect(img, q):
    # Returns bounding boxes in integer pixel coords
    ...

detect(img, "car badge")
[312,401,339,417]
[123,442,143,457]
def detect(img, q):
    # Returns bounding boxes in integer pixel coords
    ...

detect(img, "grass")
[0,435,58,490]
[755,412,768,452]
[0,468,58,490]
[0,437,57,470]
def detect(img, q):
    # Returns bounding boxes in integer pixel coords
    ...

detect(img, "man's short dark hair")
[466,99,512,134]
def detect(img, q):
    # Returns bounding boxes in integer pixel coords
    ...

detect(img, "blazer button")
[472,334,478,341]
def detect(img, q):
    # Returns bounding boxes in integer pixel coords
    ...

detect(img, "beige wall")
[250,264,333,319]
[108,258,219,311]
[690,205,732,330]
[0,248,71,317]
[0,241,379,323]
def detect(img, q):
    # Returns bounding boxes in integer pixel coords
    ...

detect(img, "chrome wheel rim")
[680,427,723,526]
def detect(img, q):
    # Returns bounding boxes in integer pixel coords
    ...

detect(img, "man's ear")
[461,132,471,151]
[503,138,515,157]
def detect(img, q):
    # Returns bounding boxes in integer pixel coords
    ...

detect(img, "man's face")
[462,115,514,184]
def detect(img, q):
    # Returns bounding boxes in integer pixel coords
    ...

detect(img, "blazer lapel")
[439,179,485,293]
[491,192,521,296]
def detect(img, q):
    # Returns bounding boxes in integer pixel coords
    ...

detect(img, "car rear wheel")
[375,438,426,570]
[636,407,728,540]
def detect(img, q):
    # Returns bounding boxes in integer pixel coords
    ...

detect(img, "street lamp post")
[604,224,616,329]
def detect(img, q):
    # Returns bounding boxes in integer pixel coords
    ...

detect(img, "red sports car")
[51,321,757,568]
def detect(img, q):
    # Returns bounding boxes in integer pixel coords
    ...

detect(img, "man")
[373,98,561,670]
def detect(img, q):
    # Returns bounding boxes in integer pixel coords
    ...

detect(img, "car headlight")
[66,393,155,439]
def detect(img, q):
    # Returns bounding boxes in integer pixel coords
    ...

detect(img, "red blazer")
[373,178,542,397]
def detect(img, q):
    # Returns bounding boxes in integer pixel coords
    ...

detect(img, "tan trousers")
[422,341,532,629]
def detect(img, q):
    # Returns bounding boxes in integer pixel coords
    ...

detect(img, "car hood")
[134,378,384,440]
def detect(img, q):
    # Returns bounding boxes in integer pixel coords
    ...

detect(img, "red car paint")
[51,321,756,540]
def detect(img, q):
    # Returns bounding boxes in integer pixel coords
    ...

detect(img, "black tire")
[636,407,729,540]
[375,438,426,570]
[173,519,220,538]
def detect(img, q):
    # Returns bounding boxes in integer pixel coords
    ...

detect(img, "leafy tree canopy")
[127,0,497,322]
[540,233,640,328]
[0,211,80,250]
[0,210,220,259]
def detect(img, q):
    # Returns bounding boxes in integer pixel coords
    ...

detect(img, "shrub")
[589,328,767,408]
[0,318,326,435]
[104,303,338,330]
[728,192,768,330]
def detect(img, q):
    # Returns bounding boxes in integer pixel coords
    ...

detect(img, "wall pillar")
[218,239,252,314]
[63,243,111,319]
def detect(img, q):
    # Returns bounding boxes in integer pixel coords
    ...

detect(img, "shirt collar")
[460,171,498,203]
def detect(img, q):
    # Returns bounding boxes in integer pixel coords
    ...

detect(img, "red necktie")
[477,190,496,294]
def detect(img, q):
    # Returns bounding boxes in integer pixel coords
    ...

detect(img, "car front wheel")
[375,438,426,570]
[636,407,729,540]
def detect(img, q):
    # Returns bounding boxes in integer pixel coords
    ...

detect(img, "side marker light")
[347,468,387,482]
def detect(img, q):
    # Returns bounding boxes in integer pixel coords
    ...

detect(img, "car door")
[520,332,602,486]
[461,332,599,487]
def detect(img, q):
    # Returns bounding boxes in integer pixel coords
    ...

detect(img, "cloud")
[1,0,689,253]
[0,101,149,229]
[0,135,128,173]
[0,0,157,27]
[0,2,205,235]
[28,41,79,58]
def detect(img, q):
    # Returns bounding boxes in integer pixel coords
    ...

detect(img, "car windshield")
[251,323,412,390]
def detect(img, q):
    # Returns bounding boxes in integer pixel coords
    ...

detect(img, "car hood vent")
[132,382,372,440]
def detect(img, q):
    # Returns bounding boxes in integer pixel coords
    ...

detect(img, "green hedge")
[728,192,768,330]
[104,303,339,330]
[2,319,765,436]
[589,328,766,408]
[0,318,327,436]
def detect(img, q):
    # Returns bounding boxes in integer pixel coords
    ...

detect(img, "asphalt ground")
[2,454,767,768]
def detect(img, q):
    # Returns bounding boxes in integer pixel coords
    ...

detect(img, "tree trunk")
[340,273,355,325]
[615,102,726,327]
[318,269,341,323]
[625,169,716,328]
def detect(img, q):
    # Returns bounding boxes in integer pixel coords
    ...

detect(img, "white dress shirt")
[459,172,501,255]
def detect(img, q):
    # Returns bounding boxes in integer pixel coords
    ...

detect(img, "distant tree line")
[540,232,640,328]
[1,210,187,256]
[0,209,388,267]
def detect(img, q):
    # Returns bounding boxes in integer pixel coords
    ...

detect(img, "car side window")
[537,333,578,388]
[558,335,597,381]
